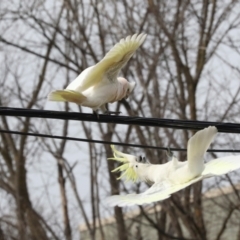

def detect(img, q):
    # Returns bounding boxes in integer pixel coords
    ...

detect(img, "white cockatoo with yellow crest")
[106,126,240,207]
[48,33,147,115]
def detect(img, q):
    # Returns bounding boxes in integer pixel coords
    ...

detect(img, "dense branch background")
[0,0,240,240]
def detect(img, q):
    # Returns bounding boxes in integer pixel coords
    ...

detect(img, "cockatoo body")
[106,126,240,206]
[48,33,147,114]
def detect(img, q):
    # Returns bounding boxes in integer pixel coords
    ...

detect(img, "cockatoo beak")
[129,82,136,93]
[108,145,138,181]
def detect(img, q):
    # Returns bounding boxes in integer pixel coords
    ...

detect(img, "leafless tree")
[0,0,240,240]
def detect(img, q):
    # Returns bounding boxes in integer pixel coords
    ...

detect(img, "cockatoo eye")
[139,156,143,162]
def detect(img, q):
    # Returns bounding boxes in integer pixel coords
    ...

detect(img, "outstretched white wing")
[202,155,240,176]
[106,177,205,207]
[106,181,168,207]
[78,33,147,91]
[187,126,217,175]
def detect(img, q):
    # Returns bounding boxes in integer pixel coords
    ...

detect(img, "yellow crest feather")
[108,145,138,182]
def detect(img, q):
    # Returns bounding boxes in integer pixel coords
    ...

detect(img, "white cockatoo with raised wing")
[48,33,147,115]
[106,126,240,207]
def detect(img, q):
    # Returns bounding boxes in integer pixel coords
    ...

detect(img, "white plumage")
[48,33,147,114]
[106,126,240,207]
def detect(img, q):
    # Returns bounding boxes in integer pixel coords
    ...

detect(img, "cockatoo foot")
[166,147,174,161]
[137,155,150,164]
[93,110,100,119]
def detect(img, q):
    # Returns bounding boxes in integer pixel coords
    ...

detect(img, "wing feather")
[79,33,147,91]
[106,177,204,207]
[187,126,217,175]
[202,155,240,176]
[106,192,171,207]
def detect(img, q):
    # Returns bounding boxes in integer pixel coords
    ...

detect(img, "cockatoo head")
[108,145,139,182]
[117,77,136,99]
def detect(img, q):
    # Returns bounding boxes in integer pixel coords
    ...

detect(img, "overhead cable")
[0,129,240,153]
[1,107,240,133]
[0,107,240,152]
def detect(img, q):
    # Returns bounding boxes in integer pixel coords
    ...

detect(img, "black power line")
[0,107,240,152]
[1,107,240,133]
[0,129,239,153]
